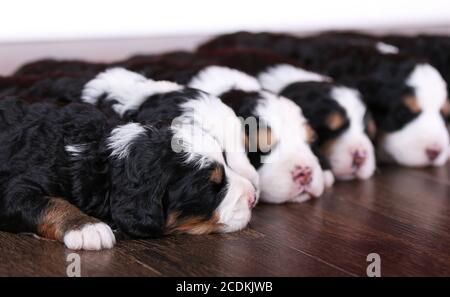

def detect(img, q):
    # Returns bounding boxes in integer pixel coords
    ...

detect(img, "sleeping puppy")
[199,32,450,167]
[195,49,376,180]
[0,98,255,250]
[0,69,260,198]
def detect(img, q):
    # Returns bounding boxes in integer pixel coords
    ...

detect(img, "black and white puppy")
[200,32,450,167]
[186,49,375,180]
[0,98,255,251]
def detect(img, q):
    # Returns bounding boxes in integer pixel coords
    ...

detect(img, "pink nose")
[292,166,313,186]
[247,192,257,209]
[426,147,441,162]
[352,150,367,168]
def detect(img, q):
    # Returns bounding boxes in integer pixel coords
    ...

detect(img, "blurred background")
[1,0,450,74]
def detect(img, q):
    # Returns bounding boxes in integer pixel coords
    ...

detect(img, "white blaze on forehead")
[188,65,262,95]
[328,87,376,180]
[82,67,183,116]
[258,64,331,94]
[407,64,448,111]
[107,123,147,159]
[254,91,325,203]
[375,42,400,54]
[331,86,366,132]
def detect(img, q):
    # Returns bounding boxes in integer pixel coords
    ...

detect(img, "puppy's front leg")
[37,197,116,250]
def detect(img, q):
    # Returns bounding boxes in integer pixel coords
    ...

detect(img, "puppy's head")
[281,82,376,180]
[362,63,450,166]
[222,90,326,203]
[108,123,256,238]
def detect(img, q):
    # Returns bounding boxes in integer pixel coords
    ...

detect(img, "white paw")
[323,170,335,188]
[63,222,116,250]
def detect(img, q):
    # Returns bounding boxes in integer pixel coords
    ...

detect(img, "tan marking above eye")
[304,123,317,144]
[209,165,224,184]
[403,95,421,113]
[326,112,345,131]
[441,100,450,117]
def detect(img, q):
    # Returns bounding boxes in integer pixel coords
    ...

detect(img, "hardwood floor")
[0,163,449,276]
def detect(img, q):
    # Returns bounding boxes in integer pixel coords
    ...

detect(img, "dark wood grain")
[1,163,450,276]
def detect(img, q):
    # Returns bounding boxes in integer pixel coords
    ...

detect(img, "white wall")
[1,0,450,43]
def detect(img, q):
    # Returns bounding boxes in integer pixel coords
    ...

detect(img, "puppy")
[0,98,255,250]
[199,32,450,167]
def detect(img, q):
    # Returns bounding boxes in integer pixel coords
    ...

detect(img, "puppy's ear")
[109,126,172,238]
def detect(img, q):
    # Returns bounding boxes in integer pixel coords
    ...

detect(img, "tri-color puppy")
[200,32,450,167]
[0,96,256,251]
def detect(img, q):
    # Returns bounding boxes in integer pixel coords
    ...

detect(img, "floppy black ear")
[109,127,173,238]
